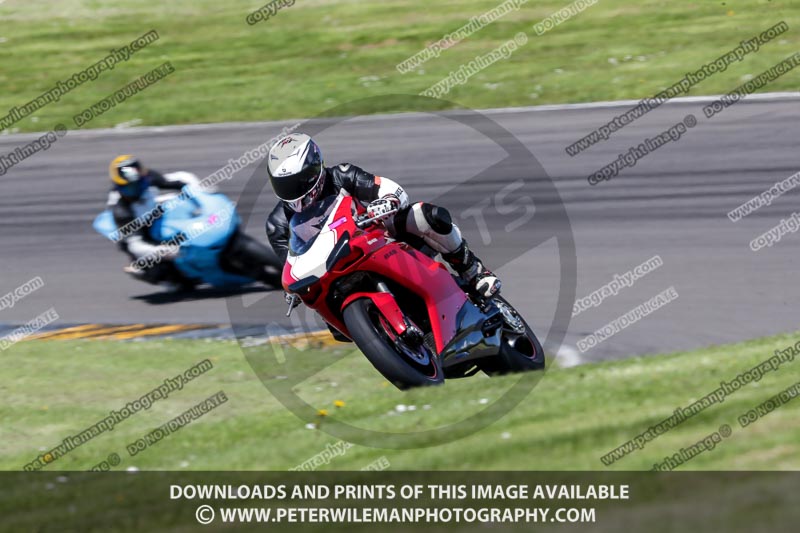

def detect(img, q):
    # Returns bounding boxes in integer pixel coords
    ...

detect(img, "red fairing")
[348,244,465,352]
[283,195,467,352]
[281,262,295,292]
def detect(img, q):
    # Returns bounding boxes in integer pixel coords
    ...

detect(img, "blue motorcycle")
[93,188,282,291]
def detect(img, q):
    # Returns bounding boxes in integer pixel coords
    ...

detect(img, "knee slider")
[420,203,453,234]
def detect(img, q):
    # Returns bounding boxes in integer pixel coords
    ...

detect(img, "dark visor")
[271,163,322,201]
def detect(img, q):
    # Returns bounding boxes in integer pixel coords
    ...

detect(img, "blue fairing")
[93,189,254,288]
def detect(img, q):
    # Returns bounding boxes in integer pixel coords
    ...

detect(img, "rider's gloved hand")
[367,195,400,221]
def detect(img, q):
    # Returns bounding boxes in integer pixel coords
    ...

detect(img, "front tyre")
[342,298,443,390]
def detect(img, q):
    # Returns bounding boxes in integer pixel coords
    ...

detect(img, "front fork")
[341,288,408,337]
[370,283,426,346]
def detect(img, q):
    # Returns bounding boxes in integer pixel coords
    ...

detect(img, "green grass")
[0,0,797,132]
[2,331,799,471]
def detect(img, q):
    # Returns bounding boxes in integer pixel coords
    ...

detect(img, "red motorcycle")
[282,192,544,389]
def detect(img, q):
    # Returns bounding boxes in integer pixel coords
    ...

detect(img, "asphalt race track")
[1,94,798,364]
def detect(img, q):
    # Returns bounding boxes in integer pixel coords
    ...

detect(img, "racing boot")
[441,241,501,299]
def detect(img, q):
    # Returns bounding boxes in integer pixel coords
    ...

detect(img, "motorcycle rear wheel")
[479,296,545,375]
[343,298,443,390]
[222,231,283,287]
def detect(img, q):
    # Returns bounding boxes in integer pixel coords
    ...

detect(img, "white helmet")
[267,133,325,212]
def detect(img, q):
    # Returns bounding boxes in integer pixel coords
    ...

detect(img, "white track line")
[481,91,800,114]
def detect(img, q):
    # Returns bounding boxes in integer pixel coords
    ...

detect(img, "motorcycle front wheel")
[342,298,443,390]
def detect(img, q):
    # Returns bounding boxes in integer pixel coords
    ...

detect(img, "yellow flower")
[317,409,328,417]
[333,400,345,408]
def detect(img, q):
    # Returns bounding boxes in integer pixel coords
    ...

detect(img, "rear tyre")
[222,231,283,286]
[479,296,545,375]
[342,298,443,390]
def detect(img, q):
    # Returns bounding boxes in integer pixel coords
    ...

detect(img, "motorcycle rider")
[106,154,200,288]
[265,134,501,300]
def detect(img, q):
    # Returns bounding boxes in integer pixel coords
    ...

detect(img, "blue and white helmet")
[267,134,325,213]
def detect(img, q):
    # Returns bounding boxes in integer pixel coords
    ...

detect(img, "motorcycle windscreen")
[288,195,339,256]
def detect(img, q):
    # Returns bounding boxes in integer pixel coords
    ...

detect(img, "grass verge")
[2,330,799,471]
[0,0,797,132]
